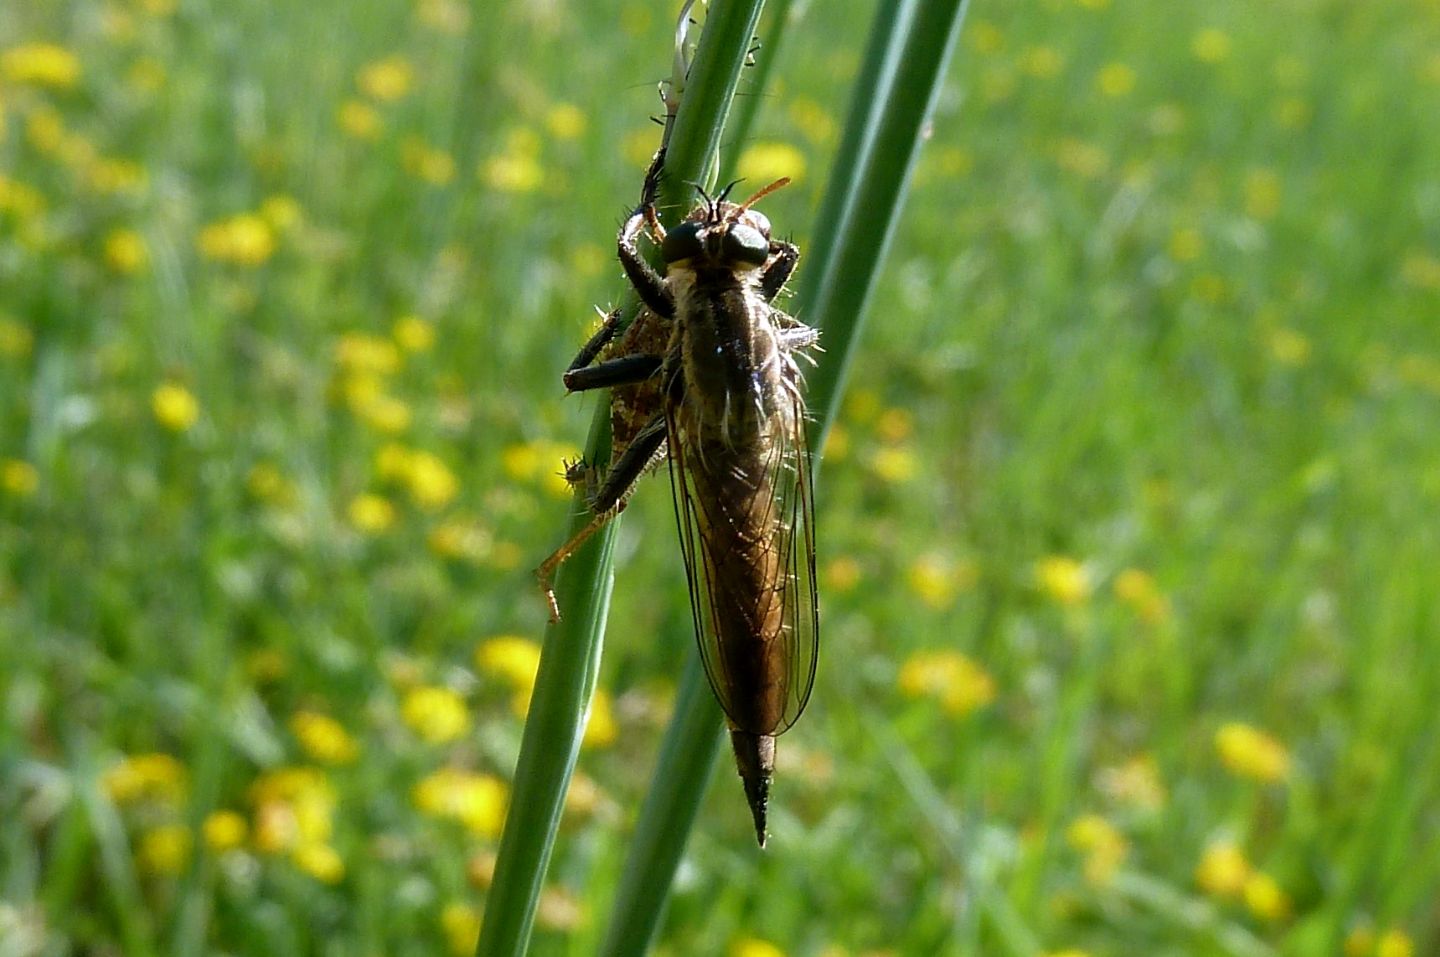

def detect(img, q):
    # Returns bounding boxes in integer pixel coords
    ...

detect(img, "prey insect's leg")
[536,414,669,622]
[760,240,800,302]
[563,353,663,392]
[566,306,626,373]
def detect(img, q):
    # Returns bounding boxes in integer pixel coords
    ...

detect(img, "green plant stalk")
[598,0,973,951]
[474,3,767,956]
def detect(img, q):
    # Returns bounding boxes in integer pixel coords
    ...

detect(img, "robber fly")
[539,161,819,844]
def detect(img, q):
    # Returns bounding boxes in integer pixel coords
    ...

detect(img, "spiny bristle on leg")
[730,730,775,848]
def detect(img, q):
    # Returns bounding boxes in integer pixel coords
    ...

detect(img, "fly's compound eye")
[739,210,772,239]
[721,224,770,267]
[661,221,704,264]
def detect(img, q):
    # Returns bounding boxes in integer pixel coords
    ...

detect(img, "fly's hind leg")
[536,414,669,622]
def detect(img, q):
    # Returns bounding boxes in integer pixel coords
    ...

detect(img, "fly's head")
[660,178,789,276]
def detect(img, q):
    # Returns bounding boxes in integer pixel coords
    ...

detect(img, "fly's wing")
[666,377,819,736]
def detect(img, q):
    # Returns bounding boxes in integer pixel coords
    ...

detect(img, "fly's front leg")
[566,305,625,374]
[563,353,663,392]
[619,208,674,319]
[536,414,668,621]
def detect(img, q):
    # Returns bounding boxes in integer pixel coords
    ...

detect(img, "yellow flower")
[393,314,435,352]
[1192,28,1232,63]
[1243,871,1290,921]
[1096,62,1135,97]
[1066,814,1127,884]
[1273,96,1312,130]
[1168,226,1204,262]
[2,459,39,498]
[152,383,200,432]
[198,214,275,266]
[348,493,396,533]
[1195,841,1250,897]
[1268,328,1312,366]
[1113,568,1171,625]
[203,810,248,852]
[1215,722,1291,783]
[1377,929,1415,957]
[1036,555,1091,606]
[0,317,35,358]
[897,650,996,717]
[441,902,481,956]
[583,690,618,749]
[869,445,916,483]
[103,228,148,274]
[1345,923,1377,957]
[906,553,978,609]
[402,686,469,743]
[417,0,470,33]
[250,767,336,853]
[737,142,806,187]
[406,451,458,510]
[413,767,507,837]
[538,886,584,931]
[823,556,861,593]
[731,938,785,957]
[357,56,414,101]
[429,516,492,562]
[127,57,166,93]
[335,332,401,375]
[260,194,302,231]
[481,152,542,193]
[87,158,146,194]
[292,843,345,883]
[1096,754,1166,811]
[403,138,457,185]
[103,752,187,804]
[246,463,295,505]
[1,43,81,88]
[787,97,837,146]
[545,103,586,141]
[337,99,383,140]
[968,21,1003,55]
[1244,168,1282,220]
[290,711,359,765]
[137,824,192,876]
[1018,46,1064,79]
[1054,138,1108,178]
[477,636,542,687]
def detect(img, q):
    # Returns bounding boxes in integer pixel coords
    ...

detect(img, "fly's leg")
[565,305,626,374]
[536,414,668,621]
[564,353,663,392]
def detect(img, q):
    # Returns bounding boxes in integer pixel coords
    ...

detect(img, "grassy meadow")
[4,0,1440,955]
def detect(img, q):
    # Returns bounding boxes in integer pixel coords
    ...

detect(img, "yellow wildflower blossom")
[403,138,457,185]
[1195,841,1250,897]
[1036,555,1091,606]
[128,57,166,94]
[402,686,469,743]
[1168,226,1204,262]
[337,99,382,140]
[260,194,302,231]
[357,56,414,101]
[476,636,541,689]
[821,422,849,460]
[197,214,275,266]
[203,810,248,852]
[968,21,1003,55]
[1268,328,1312,366]
[87,158,146,194]
[417,0,469,33]
[103,752,187,804]
[413,767,507,837]
[823,556,861,593]
[0,317,34,358]
[292,843,345,883]
[290,711,359,765]
[1066,814,1127,884]
[1243,871,1290,921]
[152,383,200,432]
[1344,923,1376,957]
[442,902,481,956]
[406,451,458,510]
[250,767,336,853]
[1113,568,1171,625]
[1096,754,1166,811]
[2,459,39,498]
[1096,62,1136,97]
[1,43,81,88]
[246,463,296,506]
[1019,46,1064,79]
[906,553,978,609]
[138,824,192,876]
[545,103,586,141]
[103,229,148,274]
[393,314,435,352]
[1377,929,1415,957]
[348,493,396,533]
[1055,138,1108,178]
[1244,168,1281,220]
[537,886,584,931]
[868,445,916,482]
[583,690,617,749]
[481,151,543,193]
[787,97,837,146]
[429,516,492,562]
[335,332,401,375]
[731,938,785,957]
[1215,722,1291,782]
[897,649,996,717]
[1192,28,1232,63]
[737,142,807,187]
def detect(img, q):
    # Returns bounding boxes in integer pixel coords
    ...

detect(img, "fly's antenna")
[738,177,791,213]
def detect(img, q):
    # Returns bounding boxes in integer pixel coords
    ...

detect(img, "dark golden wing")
[666,382,819,736]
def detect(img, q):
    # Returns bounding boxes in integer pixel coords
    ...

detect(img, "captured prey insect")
[536,161,820,846]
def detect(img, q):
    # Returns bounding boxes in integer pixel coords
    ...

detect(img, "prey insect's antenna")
[738,177,791,213]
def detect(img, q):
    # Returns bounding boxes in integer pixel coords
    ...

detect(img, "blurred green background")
[3,0,1439,955]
